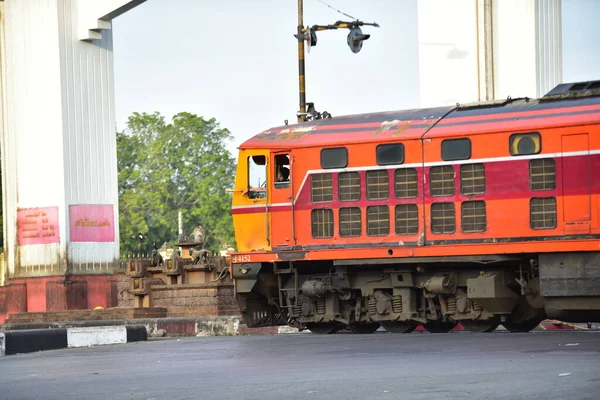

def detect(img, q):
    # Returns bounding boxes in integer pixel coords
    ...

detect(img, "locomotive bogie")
[233,255,559,332]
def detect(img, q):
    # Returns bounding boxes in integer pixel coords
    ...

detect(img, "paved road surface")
[1,330,599,400]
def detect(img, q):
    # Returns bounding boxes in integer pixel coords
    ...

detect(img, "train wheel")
[348,322,380,334]
[381,321,417,333]
[306,322,338,334]
[502,319,542,332]
[423,322,457,333]
[461,320,499,333]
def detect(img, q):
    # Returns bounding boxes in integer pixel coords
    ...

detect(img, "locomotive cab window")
[441,138,471,161]
[376,143,405,165]
[321,147,348,169]
[274,154,290,189]
[247,155,267,199]
[510,132,541,156]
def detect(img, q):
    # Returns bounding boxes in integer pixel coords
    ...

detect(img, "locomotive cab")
[232,148,294,253]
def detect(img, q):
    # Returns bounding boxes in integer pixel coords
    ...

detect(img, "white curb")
[67,326,128,348]
[0,332,5,357]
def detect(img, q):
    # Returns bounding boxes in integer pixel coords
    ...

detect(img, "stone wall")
[117,273,134,308]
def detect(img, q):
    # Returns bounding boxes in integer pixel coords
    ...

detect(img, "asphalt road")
[1,330,599,400]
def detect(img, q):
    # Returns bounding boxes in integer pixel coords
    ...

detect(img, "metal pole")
[297,0,306,123]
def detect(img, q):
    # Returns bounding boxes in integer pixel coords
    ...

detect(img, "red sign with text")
[69,205,115,242]
[17,207,60,245]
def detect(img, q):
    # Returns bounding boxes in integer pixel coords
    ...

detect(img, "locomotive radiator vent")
[447,296,457,313]
[394,168,418,199]
[529,159,556,191]
[472,302,483,312]
[392,295,403,313]
[430,165,455,197]
[431,202,456,234]
[316,299,326,314]
[367,297,378,315]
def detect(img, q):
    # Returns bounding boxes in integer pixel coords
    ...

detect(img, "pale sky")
[112,0,600,155]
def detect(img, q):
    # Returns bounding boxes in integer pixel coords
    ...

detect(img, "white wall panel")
[58,0,120,270]
[1,0,67,276]
[0,0,142,279]
[417,0,563,106]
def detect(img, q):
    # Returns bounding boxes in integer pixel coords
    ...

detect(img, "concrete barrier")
[0,325,146,356]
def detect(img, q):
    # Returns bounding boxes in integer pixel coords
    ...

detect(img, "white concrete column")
[417,0,562,106]
[0,0,145,280]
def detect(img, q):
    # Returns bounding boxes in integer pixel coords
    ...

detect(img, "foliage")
[117,112,236,254]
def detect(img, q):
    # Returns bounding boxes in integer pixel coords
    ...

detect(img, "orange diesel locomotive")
[230,81,600,334]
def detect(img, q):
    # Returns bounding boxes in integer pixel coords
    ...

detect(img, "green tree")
[117,112,236,254]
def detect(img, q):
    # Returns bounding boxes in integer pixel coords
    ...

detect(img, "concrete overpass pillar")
[417,0,562,106]
[0,0,145,315]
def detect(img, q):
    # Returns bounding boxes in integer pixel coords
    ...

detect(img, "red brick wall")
[0,274,118,323]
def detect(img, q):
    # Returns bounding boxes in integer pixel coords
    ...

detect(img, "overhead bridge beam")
[78,0,146,41]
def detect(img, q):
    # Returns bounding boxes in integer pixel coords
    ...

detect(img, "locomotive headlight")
[510,132,541,155]
[240,267,250,275]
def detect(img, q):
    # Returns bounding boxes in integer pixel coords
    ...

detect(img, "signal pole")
[297,0,307,123]
[294,0,379,123]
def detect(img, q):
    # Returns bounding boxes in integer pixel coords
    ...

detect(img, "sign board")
[69,205,115,242]
[17,207,60,245]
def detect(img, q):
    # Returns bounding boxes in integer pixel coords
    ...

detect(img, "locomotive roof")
[240,91,600,150]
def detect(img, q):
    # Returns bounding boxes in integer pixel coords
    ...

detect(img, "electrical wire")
[314,0,357,21]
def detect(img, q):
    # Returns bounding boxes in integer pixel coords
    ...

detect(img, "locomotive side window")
[461,201,486,233]
[339,207,362,237]
[510,132,541,155]
[530,197,557,229]
[395,204,419,235]
[376,143,405,165]
[247,155,267,199]
[529,159,556,191]
[338,172,361,202]
[321,147,348,169]
[367,205,390,236]
[274,154,290,189]
[366,170,389,200]
[395,168,418,198]
[431,202,456,234]
[311,209,334,238]
[460,164,485,195]
[311,173,333,202]
[430,165,455,197]
[441,138,471,161]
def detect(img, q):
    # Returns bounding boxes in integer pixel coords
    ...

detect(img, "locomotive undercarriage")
[233,254,557,334]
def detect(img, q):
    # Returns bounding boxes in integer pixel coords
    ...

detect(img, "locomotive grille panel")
[394,168,418,198]
[339,207,362,237]
[461,200,487,233]
[529,159,556,191]
[366,170,389,200]
[367,205,390,236]
[431,202,456,234]
[395,204,419,235]
[311,173,333,202]
[530,197,557,229]
[392,295,403,313]
[430,166,455,197]
[460,163,486,195]
[316,299,326,314]
[338,172,361,202]
[367,298,377,315]
[311,209,334,238]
